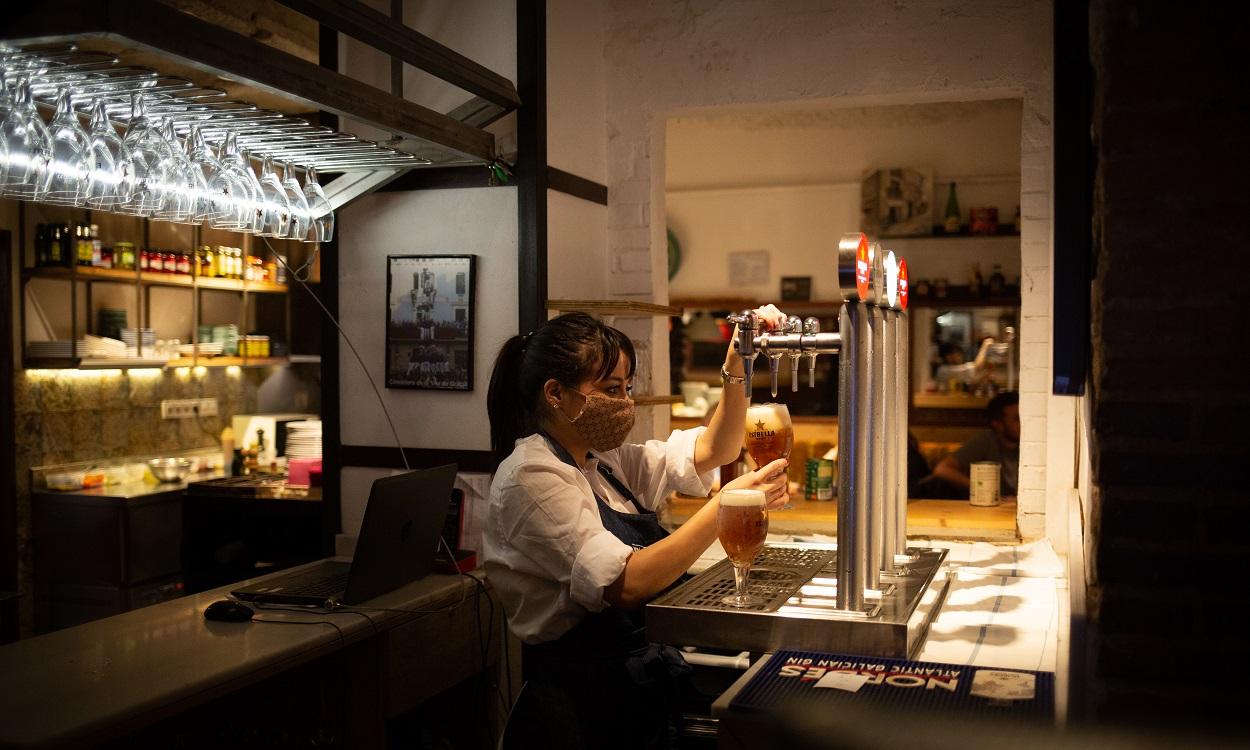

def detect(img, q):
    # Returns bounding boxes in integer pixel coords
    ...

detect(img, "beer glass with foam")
[718,488,768,607]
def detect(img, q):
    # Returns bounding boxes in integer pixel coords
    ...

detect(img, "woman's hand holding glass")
[722,457,790,510]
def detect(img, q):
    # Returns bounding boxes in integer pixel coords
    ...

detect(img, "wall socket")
[160,398,219,419]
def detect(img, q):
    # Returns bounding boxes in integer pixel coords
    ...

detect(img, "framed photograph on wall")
[385,255,476,390]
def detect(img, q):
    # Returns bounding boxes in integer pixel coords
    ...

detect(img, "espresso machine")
[647,232,950,659]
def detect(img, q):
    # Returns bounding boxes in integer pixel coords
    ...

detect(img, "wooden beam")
[547,167,608,206]
[516,0,548,336]
[273,0,521,110]
[2,0,495,164]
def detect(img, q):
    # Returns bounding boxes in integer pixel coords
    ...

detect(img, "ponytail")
[486,313,637,471]
[487,334,531,468]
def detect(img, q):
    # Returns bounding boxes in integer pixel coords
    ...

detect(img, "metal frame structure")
[1,0,520,208]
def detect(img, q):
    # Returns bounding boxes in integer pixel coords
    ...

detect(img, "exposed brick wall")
[1089,0,1250,727]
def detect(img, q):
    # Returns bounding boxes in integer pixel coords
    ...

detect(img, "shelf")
[24,266,143,284]
[880,227,1022,240]
[547,299,683,317]
[165,357,290,368]
[288,355,322,364]
[23,357,173,370]
[23,267,288,293]
[633,395,683,407]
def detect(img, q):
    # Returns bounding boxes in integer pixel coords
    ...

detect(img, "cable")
[264,238,408,473]
[262,238,496,727]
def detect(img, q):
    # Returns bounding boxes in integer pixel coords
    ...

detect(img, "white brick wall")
[602,0,1059,537]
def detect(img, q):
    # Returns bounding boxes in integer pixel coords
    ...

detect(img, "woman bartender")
[484,311,789,747]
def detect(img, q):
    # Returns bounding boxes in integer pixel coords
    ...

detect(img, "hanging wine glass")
[0,79,53,201]
[85,97,128,209]
[152,120,196,223]
[280,160,311,241]
[217,132,264,233]
[302,165,333,242]
[199,128,249,230]
[116,93,171,216]
[256,153,291,238]
[43,89,92,206]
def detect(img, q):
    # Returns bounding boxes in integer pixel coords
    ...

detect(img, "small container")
[969,207,998,235]
[148,458,192,483]
[148,251,163,273]
[176,252,191,276]
[140,248,151,272]
[970,462,1001,506]
[115,242,136,270]
[805,458,835,501]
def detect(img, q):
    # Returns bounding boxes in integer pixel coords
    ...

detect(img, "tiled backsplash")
[11,366,267,636]
[14,368,259,467]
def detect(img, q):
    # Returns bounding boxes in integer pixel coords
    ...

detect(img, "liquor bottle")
[969,263,983,296]
[56,224,73,267]
[76,224,93,266]
[90,224,102,266]
[988,264,1006,296]
[35,224,48,267]
[944,182,961,234]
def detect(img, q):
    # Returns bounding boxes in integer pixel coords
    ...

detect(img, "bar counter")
[0,562,499,749]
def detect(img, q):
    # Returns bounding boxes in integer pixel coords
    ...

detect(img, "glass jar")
[148,250,163,273]
[115,242,136,271]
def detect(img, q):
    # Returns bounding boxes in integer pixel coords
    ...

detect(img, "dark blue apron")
[519,433,691,749]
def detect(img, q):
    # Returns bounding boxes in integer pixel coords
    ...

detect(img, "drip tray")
[647,543,949,659]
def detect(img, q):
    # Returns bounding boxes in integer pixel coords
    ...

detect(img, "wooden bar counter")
[0,562,501,749]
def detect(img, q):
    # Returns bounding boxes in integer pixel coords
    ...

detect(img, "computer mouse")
[203,599,255,623]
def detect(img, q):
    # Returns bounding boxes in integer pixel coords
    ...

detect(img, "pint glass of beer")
[744,402,793,467]
[718,488,768,607]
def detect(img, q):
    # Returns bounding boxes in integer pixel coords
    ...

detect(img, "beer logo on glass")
[897,258,909,310]
[854,234,870,300]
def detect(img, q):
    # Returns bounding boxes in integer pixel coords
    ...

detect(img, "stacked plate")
[28,335,126,358]
[284,420,323,459]
[176,342,224,357]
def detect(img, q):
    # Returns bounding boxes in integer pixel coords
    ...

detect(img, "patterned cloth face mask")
[566,390,636,451]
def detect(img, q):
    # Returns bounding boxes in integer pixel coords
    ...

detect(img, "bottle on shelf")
[35,224,48,267]
[203,245,216,278]
[76,223,93,266]
[944,182,961,234]
[988,264,1006,296]
[969,263,983,296]
[90,224,101,267]
[54,224,72,267]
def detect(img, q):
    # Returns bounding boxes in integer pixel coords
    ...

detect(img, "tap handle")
[769,349,781,398]
[803,317,820,387]
[727,309,759,397]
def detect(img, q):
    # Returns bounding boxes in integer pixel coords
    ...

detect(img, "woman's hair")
[487,312,636,468]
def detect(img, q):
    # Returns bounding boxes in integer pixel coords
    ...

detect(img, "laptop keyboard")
[268,567,350,598]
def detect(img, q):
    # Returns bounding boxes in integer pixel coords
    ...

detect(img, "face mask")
[565,390,635,452]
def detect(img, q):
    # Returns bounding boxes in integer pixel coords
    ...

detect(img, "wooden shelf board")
[547,299,682,317]
[633,395,683,406]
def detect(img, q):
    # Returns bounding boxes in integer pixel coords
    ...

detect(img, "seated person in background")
[914,391,1019,501]
[907,432,931,499]
[934,337,995,389]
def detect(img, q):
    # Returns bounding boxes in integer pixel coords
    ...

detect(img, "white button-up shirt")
[483,428,715,644]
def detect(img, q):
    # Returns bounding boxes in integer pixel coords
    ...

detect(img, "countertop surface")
[32,470,225,502]
[0,561,482,748]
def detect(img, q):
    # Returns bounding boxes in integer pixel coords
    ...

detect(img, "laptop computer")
[231,463,458,607]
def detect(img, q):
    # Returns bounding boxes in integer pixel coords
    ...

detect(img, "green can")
[805,458,834,501]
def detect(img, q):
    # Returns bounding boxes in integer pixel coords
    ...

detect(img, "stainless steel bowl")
[148,458,192,483]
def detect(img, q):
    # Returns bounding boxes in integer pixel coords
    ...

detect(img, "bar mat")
[730,649,1053,719]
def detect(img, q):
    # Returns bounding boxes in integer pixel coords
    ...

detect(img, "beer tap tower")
[647,232,950,658]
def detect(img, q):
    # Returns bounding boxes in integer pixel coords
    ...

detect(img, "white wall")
[603,0,1060,541]
[547,0,611,304]
[336,188,518,526]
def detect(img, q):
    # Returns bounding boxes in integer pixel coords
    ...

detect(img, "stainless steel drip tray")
[647,543,950,659]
